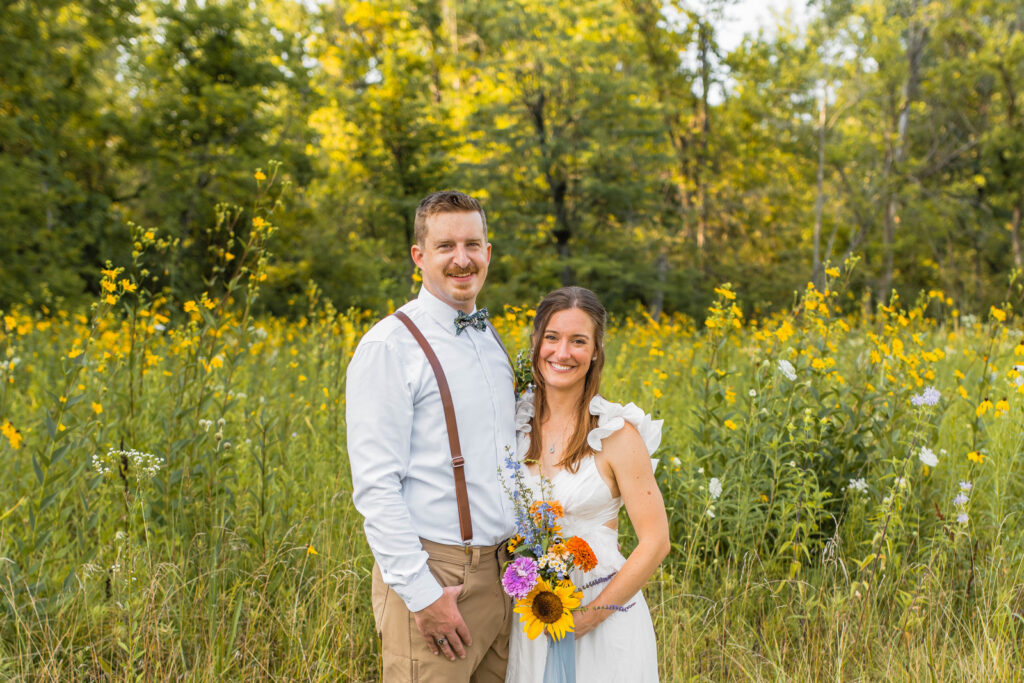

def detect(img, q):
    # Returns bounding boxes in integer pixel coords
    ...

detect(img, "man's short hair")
[413,190,487,245]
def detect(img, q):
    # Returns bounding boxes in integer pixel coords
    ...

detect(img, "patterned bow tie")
[454,308,489,335]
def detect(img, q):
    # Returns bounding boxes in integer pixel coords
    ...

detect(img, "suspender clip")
[451,456,465,468]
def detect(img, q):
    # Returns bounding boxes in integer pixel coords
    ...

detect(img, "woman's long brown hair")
[525,287,607,474]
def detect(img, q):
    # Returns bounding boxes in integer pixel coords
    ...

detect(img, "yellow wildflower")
[724,419,738,431]
[91,402,103,415]
[254,170,267,181]
[825,267,840,278]
[994,398,1009,417]
[184,301,199,313]
[306,544,318,556]
[120,279,137,293]
[989,306,1007,322]
[967,451,985,464]
[1,421,22,449]
[104,294,118,305]
[653,388,663,399]
[714,286,736,301]
[775,320,794,343]
[976,398,993,418]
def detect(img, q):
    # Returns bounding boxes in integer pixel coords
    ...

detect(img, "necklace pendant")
[548,445,555,454]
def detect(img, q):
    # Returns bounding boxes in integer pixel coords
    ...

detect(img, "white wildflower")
[918,446,938,468]
[778,359,797,381]
[709,477,722,499]
[748,389,757,398]
[847,478,868,493]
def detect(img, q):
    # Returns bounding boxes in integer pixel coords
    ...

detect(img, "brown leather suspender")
[392,311,474,543]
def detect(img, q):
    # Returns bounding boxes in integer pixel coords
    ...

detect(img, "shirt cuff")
[397,565,444,613]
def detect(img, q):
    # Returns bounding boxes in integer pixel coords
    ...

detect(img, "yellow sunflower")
[513,577,582,641]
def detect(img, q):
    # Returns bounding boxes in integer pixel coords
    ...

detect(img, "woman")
[505,287,670,682]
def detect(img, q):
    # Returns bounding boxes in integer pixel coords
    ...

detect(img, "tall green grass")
[1,207,1023,679]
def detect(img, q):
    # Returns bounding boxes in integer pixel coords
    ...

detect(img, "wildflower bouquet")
[500,454,598,642]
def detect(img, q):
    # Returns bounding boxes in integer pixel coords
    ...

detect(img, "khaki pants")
[371,539,512,683]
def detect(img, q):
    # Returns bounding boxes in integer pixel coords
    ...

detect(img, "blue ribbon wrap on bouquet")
[542,632,575,683]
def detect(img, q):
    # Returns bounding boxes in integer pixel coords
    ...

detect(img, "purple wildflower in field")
[910,386,941,407]
[953,493,969,506]
[502,556,539,600]
[959,481,972,491]
[957,513,969,525]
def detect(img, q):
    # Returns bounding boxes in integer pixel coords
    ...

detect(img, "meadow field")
[1,224,1023,680]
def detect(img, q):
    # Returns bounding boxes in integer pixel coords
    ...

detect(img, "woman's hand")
[570,605,607,639]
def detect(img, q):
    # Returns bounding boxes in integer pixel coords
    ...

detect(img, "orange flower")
[529,500,564,523]
[564,536,597,572]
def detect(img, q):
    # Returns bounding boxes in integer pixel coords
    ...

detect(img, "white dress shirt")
[346,287,516,611]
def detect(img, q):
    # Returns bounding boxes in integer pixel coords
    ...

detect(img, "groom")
[346,190,516,682]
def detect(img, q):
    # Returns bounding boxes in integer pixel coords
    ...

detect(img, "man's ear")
[410,243,424,268]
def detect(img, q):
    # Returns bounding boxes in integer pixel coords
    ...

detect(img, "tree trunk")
[1012,202,1023,269]
[878,6,927,305]
[649,249,668,321]
[813,89,826,287]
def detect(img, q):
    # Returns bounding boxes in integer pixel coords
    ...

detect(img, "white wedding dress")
[504,393,663,683]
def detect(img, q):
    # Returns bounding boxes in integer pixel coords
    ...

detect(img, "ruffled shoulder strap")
[514,390,664,465]
[587,395,663,458]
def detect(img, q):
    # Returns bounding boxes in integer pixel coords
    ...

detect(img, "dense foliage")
[3,0,1023,317]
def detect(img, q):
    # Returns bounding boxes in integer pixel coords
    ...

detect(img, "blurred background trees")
[2,0,1021,317]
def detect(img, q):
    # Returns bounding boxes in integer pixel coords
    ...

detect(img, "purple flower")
[502,557,539,600]
[911,386,941,407]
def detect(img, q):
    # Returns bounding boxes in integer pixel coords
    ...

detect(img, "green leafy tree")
[0,0,137,306]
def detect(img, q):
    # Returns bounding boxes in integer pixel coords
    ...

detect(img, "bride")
[505,287,670,682]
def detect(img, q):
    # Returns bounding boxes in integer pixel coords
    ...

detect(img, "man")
[346,190,516,682]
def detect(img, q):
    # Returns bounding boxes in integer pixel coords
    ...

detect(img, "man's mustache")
[445,267,478,277]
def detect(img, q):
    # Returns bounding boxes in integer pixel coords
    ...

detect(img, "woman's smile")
[537,308,596,391]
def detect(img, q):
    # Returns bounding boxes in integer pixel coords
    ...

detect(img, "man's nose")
[452,245,470,267]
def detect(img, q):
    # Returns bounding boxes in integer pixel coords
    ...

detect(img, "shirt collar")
[417,286,479,336]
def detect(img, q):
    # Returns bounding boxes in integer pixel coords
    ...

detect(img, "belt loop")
[471,547,481,570]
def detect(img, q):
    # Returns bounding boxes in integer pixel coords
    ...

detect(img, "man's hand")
[413,585,472,661]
